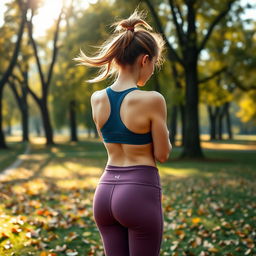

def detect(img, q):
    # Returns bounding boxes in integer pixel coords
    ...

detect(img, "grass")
[0,135,255,256]
[0,138,28,171]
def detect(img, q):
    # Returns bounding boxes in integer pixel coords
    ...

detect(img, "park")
[0,0,255,255]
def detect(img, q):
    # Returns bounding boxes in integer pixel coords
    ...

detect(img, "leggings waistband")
[98,164,161,189]
[105,164,158,172]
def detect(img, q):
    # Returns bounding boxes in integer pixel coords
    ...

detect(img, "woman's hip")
[97,164,162,190]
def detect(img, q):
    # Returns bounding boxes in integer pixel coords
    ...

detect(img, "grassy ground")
[0,137,28,171]
[0,135,255,256]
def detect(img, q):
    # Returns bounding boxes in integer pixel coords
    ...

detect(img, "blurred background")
[0,0,255,154]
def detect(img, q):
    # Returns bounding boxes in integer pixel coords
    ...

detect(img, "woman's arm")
[90,92,103,141]
[149,92,172,163]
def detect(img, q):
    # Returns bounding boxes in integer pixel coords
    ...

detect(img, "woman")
[74,9,172,256]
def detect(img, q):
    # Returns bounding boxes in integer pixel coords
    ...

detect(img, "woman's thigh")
[93,184,130,256]
[111,184,163,256]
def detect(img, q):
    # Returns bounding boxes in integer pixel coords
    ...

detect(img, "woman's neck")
[111,66,140,90]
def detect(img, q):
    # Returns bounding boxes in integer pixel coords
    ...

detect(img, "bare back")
[91,87,171,166]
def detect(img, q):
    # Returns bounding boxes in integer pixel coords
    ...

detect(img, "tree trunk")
[217,116,223,140]
[21,103,29,142]
[22,72,29,142]
[144,0,234,158]
[180,0,204,159]
[9,78,30,142]
[170,62,182,147]
[0,4,27,149]
[181,61,204,158]
[207,105,220,140]
[40,100,54,145]
[217,105,226,140]
[208,106,214,140]
[26,8,62,146]
[0,86,8,149]
[69,99,78,142]
[169,105,177,145]
[225,102,233,140]
[7,120,12,136]
[179,104,185,147]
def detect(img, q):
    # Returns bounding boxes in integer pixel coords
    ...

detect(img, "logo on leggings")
[114,175,120,179]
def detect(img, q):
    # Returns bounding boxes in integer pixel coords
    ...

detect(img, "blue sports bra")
[100,86,153,145]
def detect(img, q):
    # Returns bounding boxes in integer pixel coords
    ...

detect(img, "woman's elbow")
[154,141,172,163]
[157,154,169,163]
[157,157,168,163]
[155,150,171,163]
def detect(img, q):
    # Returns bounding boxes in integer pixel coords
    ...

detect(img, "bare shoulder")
[139,90,166,108]
[90,88,106,104]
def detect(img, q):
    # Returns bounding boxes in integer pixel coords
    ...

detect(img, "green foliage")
[1,0,255,138]
[199,75,233,106]
[0,1,20,73]
[51,0,120,130]
[197,1,256,127]
[236,90,256,124]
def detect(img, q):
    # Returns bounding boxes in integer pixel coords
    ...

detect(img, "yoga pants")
[92,164,163,256]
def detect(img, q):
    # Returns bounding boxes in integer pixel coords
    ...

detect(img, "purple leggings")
[93,164,163,256]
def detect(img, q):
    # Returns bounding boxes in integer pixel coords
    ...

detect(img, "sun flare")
[0,0,69,37]
[33,0,63,37]
[32,0,95,37]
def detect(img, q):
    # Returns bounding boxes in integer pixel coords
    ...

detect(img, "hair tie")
[126,26,134,32]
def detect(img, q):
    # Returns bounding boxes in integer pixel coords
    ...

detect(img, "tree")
[25,1,63,145]
[143,0,237,158]
[201,4,256,139]
[52,0,121,140]
[0,0,28,149]
[9,56,30,142]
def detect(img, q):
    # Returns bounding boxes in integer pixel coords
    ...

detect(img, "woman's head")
[73,8,165,83]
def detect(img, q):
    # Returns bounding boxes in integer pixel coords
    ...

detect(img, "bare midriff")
[104,142,156,167]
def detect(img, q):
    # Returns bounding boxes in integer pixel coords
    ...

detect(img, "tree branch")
[171,62,183,89]
[186,0,197,43]
[46,8,63,88]
[0,2,27,89]
[11,73,23,85]
[226,70,256,91]
[8,79,22,108]
[26,17,46,86]
[27,84,42,104]
[168,0,185,46]
[198,66,227,84]
[198,0,235,53]
[16,61,26,79]
[143,0,184,66]
[176,3,184,28]
[13,71,41,105]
